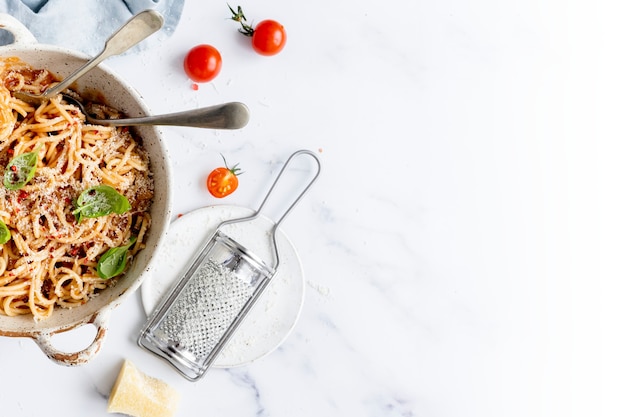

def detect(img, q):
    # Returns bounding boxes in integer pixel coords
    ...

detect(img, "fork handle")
[42,10,163,98]
[93,102,251,130]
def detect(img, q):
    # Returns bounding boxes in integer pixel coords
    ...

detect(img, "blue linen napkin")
[0,0,184,55]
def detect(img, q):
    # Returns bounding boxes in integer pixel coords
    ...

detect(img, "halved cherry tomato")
[229,5,286,56]
[206,156,241,198]
[184,44,222,83]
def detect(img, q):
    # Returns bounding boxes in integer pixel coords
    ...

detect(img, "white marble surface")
[0,0,625,416]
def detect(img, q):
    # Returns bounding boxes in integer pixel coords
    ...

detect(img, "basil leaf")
[72,185,131,223]
[4,145,41,190]
[97,236,137,279]
[0,220,10,244]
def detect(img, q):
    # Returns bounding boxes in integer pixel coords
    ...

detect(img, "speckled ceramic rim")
[0,14,173,365]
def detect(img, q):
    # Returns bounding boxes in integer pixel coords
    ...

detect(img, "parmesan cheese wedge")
[107,360,180,417]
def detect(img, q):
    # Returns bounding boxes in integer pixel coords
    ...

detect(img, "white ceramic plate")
[140,205,305,368]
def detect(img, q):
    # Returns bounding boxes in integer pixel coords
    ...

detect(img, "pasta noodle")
[0,57,154,320]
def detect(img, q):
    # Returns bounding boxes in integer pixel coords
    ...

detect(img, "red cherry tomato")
[184,44,222,83]
[228,6,286,56]
[251,20,287,56]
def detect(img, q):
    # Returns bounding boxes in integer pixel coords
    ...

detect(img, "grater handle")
[218,149,321,269]
[255,149,321,227]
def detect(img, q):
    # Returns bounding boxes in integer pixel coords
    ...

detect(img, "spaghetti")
[0,57,154,320]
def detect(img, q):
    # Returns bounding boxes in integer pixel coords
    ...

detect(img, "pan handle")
[33,310,110,366]
[0,13,37,45]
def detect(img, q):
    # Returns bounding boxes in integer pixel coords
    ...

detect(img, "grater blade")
[151,259,255,362]
[138,232,274,380]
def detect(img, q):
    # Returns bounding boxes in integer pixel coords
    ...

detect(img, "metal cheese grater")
[138,150,321,381]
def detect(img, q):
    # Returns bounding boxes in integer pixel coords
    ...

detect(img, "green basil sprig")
[72,185,131,223]
[97,236,137,279]
[0,220,10,244]
[4,145,41,190]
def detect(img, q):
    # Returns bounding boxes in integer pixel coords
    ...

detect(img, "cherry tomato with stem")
[206,155,242,198]
[228,5,287,56]
[184,44,222,83]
